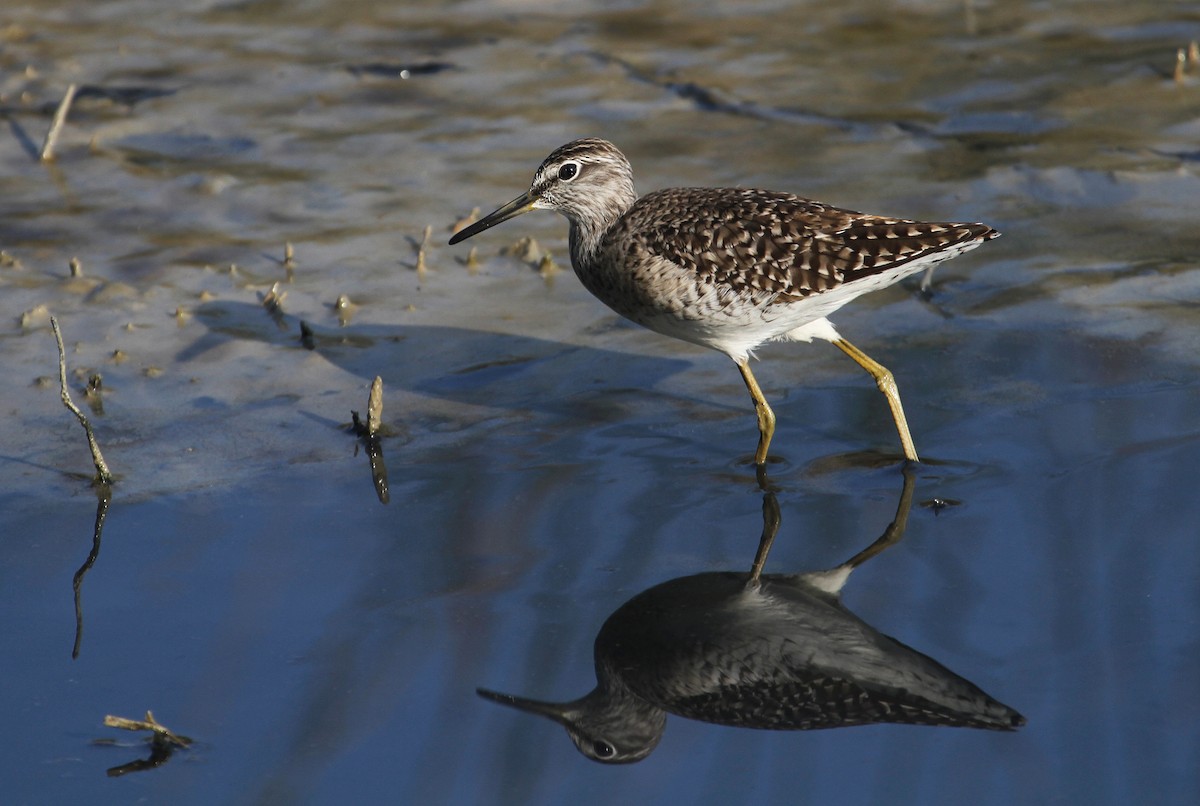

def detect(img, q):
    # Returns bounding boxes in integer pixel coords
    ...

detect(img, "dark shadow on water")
[184,301,936,475]
[476,469,1025,763]
[185,301,695,420]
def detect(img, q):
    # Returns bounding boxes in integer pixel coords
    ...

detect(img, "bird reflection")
[478,470,1024,763]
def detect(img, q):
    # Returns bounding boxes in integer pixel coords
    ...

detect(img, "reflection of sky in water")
[1,0,1198,803]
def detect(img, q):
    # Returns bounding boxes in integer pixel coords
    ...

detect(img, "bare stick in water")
[350,377,390,504]
[51,316,114,484]
[367,376,384,437]
[40,83,79,162]
[104,711,192,748]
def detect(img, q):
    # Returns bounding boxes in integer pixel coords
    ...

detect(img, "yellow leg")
[833,339,920,463]
[737,360,776,466]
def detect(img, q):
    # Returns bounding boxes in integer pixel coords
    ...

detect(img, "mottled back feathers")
[610,187,997,304]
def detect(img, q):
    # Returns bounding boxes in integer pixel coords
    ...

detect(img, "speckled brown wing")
[620,187,996,302]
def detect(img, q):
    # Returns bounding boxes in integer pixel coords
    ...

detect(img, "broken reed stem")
[415,225,432,275]
[51,316,114,484]
[40,83,78,162]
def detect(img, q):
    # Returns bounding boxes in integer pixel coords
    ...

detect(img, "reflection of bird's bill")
[476,687,572,724]
[448,192,537,244]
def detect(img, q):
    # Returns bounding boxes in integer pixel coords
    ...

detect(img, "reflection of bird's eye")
[591,740,615,759]
[558,162,579,182]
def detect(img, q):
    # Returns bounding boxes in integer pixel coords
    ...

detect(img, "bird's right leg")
[832,338,919,463]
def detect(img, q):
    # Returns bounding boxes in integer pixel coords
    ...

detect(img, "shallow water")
[2,1,1199,803]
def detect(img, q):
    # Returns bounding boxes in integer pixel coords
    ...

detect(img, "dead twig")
[260,282,288,330]
[367,375,383,437]
[104,711,192,748]
[415,225,432,276]
[51,316,113,484]
[350,376,390,504]
[40,83,78,162]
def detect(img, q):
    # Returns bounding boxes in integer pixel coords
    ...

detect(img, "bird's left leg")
[736,360,776,466]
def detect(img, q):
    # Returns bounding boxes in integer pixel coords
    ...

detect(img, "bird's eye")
[557,162,580,181]
[591,740,615,759]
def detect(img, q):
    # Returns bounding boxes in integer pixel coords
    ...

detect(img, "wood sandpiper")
[475,471,1023,763]
[449,138,998,465]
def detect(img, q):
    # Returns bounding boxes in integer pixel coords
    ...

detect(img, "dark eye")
[557,162,580,181]
[591,740,615,759]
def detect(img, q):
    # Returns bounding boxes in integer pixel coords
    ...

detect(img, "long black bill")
[448,191,537,245]
[476,687,573,725]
